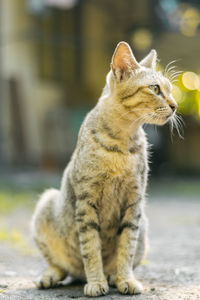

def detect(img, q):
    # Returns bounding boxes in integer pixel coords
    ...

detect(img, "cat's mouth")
[152,112,174,125]
[154,106,176,122]
[167,111,176,120]
[159,111,174,120]
[166,113,173,120]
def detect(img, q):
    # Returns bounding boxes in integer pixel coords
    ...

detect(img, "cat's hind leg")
[31,189,68,288]
[34,236,67,288]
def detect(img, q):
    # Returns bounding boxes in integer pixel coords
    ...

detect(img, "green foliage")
[0,228,36,255]
[175,76,200,119]
[0,191,37,256]
[0,191,35,214]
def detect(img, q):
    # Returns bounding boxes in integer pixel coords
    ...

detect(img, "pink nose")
[169,103,177,112]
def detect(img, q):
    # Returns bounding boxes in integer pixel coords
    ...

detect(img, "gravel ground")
[0,179,200,300]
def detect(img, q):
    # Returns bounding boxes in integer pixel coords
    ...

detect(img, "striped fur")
[31,42,177,297]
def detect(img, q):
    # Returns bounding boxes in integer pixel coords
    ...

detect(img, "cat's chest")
[99,174,134,225]
[98,150,147,224]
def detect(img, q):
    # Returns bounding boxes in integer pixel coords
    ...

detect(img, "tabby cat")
[31,41,177,296]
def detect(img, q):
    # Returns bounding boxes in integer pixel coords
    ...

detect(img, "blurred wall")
[0,0,200,175]
[1,0,65,167]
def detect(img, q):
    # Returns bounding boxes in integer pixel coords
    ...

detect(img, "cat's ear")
[111,41,140,82]
[140,49,157,70]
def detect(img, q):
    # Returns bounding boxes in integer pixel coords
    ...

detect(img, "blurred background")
[0,0,200,188]
[1,2,200,298]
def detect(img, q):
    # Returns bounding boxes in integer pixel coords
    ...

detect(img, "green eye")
[149,84,161,95]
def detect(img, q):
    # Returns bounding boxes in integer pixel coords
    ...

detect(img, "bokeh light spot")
[180,7,200,37]
[131,29,152,50]
[182,72,200,90]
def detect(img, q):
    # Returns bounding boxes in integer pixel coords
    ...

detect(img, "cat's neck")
[94,95,143,152]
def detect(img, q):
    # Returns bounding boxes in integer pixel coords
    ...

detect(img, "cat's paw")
[35,267,66,289]
[117,278,143,295]
[84,280,109,297]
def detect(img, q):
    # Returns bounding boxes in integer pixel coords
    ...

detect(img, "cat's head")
[108,41,177,126]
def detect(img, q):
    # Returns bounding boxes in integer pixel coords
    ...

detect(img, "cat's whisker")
[164,60,178,76]
[164,59,181,77]
[164,59,182,83]
[167,66,177,76]
[171,79,178,84]
[127,113,154,130]
[169,75,181,82]
[141,113,157,127]
[170,70,183,76]
[127,114,148,128]
[169,118,174,141]
[170,114,184,139]
[173,118,180,138]
[156,108,168,113]
[170,118,175,130]
[169,70,183,77]
[169,71,183,80]
[176,114,185,126]
[176,115,185,135]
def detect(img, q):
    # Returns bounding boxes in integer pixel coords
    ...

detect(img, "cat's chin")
[156,117,171,126]
[147,116,170,126]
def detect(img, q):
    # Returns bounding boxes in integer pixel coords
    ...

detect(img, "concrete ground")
[0,175,200,299]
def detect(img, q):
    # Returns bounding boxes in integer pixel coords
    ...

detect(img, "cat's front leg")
[116,194,143,295]
[76,194,109,297]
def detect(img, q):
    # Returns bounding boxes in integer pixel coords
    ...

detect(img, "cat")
[31,41,177,297]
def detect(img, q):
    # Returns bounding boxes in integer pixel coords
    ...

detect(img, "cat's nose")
[169,102,177,112]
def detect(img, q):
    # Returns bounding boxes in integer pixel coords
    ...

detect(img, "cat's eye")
[149,84,161,95]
